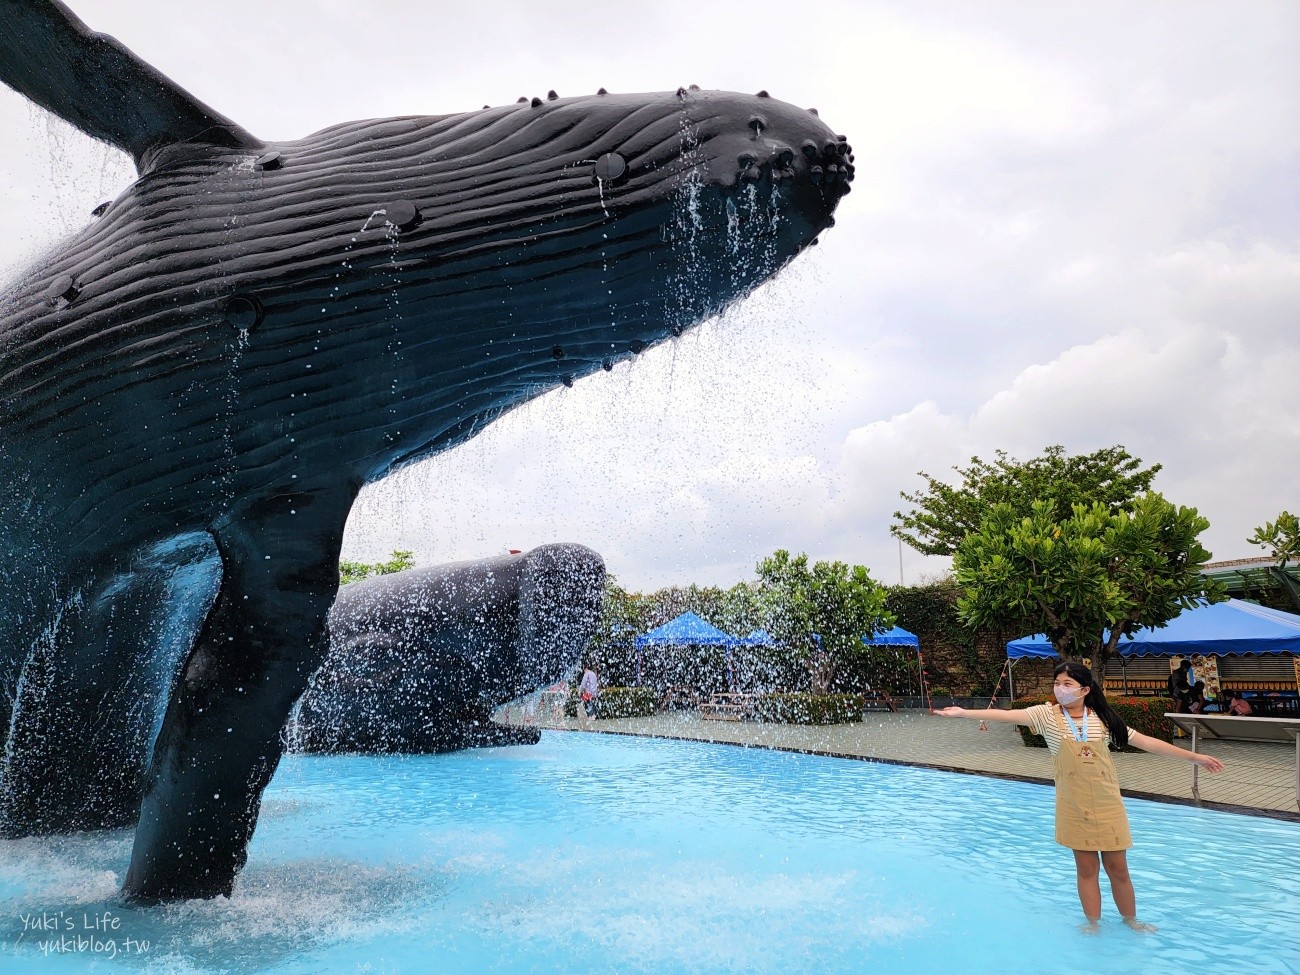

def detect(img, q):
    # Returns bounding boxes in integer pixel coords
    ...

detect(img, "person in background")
[1186,682,1208,714]
[935,661,1224,933]
[1166,660,1193,712]
[578,664,600,726]
[1227,690,1253,716]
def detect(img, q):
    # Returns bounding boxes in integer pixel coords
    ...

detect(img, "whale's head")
[0,87,854,514]
[448,89,855,329]
[279,88,853,474]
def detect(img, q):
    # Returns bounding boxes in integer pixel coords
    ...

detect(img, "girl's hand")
[934,707,966,718]
[1194,754,1225,774]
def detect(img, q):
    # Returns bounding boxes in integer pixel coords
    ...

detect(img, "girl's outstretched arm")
[1127,731,1225,772]
[933,706,1034,726]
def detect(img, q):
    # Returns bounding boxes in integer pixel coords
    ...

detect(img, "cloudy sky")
[2,1,1296,592]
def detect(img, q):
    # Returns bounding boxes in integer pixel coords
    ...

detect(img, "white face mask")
[1053,685,1085,706]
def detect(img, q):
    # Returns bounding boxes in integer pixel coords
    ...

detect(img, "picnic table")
[862,689,898,712]
[1166,713,1300,811]
[658,686,700,711]
[699,692,755,721]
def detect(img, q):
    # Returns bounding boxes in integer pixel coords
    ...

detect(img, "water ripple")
[1,731,1296,974]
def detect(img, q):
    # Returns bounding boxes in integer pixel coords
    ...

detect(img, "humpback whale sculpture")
[294,544,606,754]
[0,0,854,902]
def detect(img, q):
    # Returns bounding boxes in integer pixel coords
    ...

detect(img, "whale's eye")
[594,153,627,182]
[225,294,264,331]
[383,201,421,232]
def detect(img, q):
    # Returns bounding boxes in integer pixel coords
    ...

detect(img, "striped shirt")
[1022,704,1136,756]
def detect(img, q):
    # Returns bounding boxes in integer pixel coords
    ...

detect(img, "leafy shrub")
[564,686,657,719]
[339,550,414,585]
[1004,697,1049,748]
[1003,695,1176,751]
[750,692,864,725]
[595,686,658,719]
[1110,697,1178,747]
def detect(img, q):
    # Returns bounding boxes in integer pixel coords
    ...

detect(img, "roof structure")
[1201,558,1300,612]
[634,611,741,648]
[863,625,920,647]
[1007,598,1300,659]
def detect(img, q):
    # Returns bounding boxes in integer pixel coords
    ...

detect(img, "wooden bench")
[1103,678,1166,696]
[862,690,898,712]
[658,686,700,711]
[1219,682,1299,718]
[699,692,754,721]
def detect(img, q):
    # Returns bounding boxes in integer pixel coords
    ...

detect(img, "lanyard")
[1061,706,1089,742]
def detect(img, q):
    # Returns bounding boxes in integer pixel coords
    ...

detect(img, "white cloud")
[825,323,1300,582]
[3,0,1297,593]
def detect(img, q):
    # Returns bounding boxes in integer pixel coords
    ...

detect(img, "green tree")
[585,575,647,674]
[339,550,415,585]
[755,549,893,693]
[953,495,1223,678]
[892,445,1161,557]
[1248,510,1299,569]
[715,581,767,638]
[1248,510,1300,610]
[626,581,766,637]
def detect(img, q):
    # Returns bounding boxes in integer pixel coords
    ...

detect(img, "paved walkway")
[515,709,1300,820]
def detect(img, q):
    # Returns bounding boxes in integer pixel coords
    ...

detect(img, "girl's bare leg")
[1101,850,1157,932]
[1072,850,1102,929]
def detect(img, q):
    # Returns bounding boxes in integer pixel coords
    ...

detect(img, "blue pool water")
[2,731,1298,974]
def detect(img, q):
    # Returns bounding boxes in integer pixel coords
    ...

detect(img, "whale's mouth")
[576,90,855,244]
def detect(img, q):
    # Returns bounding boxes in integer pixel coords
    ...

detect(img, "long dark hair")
[1053,661,1128,748]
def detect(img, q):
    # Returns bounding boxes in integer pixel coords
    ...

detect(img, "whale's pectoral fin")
[0,544,219,836]
[122,486,355,903]
[0,0,261,171]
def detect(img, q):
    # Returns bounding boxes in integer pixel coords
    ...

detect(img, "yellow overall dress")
[1051,705,1133,851]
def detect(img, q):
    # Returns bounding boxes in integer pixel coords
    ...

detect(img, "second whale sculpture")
[294,544,606,755]
[0,0,854,901]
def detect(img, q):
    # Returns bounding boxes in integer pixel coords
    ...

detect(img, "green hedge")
[595,686,658,719]
[1003,697,1049,748]
[564,686,658,719]
[1003,696,1176,751]
[1111,697,1178,746]
[750,692,864,725]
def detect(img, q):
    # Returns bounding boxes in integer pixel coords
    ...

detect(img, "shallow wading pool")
[2,732,1298,974]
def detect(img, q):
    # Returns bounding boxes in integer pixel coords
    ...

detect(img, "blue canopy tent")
[863,625,920,647]
[1004,599,1300,697]
[862,625,925,706]
[1005,634,1061,660]
[633,612,742,686]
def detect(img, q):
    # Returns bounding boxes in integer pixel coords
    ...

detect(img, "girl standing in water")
[935,661,1224,932]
